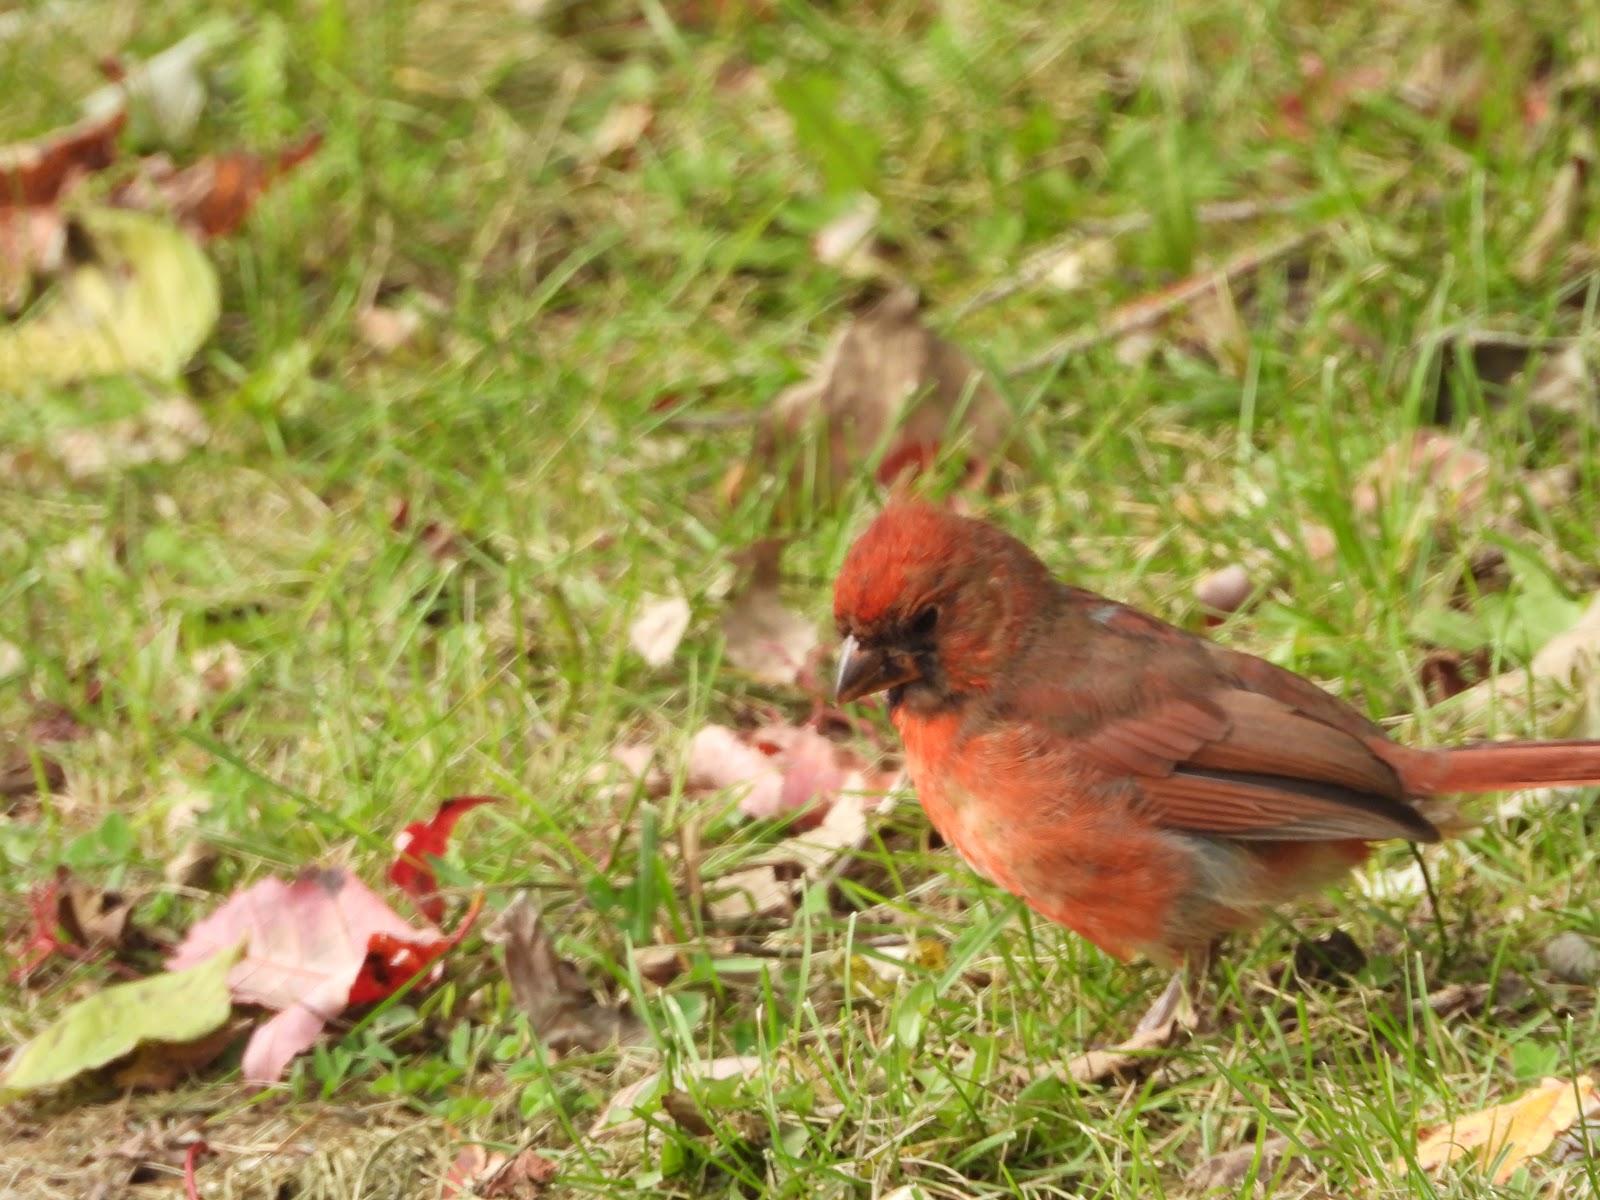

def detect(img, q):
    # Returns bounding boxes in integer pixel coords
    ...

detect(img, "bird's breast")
[892,707,1194,962]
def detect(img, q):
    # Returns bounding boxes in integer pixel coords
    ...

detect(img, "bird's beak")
[835,634,920,703]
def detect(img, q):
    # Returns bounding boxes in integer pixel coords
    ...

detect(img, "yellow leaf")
[1414,1075,1600,1185]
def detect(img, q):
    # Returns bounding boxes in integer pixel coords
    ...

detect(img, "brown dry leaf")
[591,102,654,161]
[114,132,323,239]
[719,541,820,688]
[50,396,210,481]
[355,304,422,355]
[442,1145,559,1198]
[1413,1075,1600,1184]
[0,108,126,207]
[705,771,902,924]
[0,206,69,313]
[1185,1134,1299,1193]
[1352,430,1490,518]
[110,1020,245,1091]
[1525,344,1596,417]
[1062,975,1194,1084]
[591,1054,767,1138]
[60,879,133,951]
[628,594,691,668]
[735,285,1013,516]
[483,893,644,1054]
[1180,282,1250,375]
[685,721,889,824]
[1512,129,1595,285]
[812,193,880,277]
[1451,592,1600,719]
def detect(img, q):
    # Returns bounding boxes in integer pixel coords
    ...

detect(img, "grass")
[3,0,1600,1196]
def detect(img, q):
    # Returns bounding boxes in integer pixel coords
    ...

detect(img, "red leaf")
[9,869,69,983]
[167,867,453,1082]
[115,132,323,240]
[348,890,484,1005]
[0,108,126,208]
[388,795,496,923]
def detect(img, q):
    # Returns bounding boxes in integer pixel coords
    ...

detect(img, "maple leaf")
[388,795,496,924]
[167,867,471,1082]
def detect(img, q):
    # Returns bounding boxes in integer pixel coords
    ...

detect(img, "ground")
[2,1,1599,1197]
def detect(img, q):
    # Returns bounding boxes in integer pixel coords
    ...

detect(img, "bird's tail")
[1387,739,1600,797]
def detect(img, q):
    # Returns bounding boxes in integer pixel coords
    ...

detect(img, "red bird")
[833,502,1600,1024]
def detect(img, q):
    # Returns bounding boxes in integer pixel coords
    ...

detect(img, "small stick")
[1006,226,1328,377]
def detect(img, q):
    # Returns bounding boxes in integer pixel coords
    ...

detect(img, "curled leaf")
[0,208,219,387]
[388,794,496,923]
[1,941,242,1102]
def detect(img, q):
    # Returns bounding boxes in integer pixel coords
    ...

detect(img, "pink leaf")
[167,867,447,1083]
[387,795,496,923]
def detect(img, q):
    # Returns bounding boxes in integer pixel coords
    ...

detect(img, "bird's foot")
[1060,970,1199,1085]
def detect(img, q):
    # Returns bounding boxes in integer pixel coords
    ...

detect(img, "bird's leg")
[1061,942,1219,1084]
[1132,938,1215,1037]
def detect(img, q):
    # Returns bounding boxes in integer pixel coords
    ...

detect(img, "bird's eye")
[909,605,938,637]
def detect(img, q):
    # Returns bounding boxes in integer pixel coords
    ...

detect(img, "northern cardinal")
[833,501,1600,1029]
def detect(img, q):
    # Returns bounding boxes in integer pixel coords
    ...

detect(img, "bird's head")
[831,501,1052,711]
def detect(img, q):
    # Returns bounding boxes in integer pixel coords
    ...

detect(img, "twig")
[945,195,1311,324]
[1005,225,1328,377]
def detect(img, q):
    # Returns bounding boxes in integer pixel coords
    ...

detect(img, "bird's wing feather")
[1068,686,1431,842]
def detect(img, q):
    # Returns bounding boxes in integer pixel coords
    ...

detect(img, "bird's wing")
[1071,688,1436,842]
[1023,589,1435,842]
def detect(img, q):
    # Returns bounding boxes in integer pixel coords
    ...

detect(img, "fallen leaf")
[1185,1134,1298,1192]
[705,769,902,923]
[1542,931,1600,985]
[592,1053,767,1137]
[9,870,74,982]
[1413,1075,1600,1184]
[1450,592,1600,720]
[50,395,211,482]
[0,209,219,388]
[110,1019,246,1090]
[443,1146,558,1198]
[1418,647,1493,704]
[1512,129,1594,285]
[0,108,126,207]
[1041,236,1116,294]
[355,304,422,354]
[1062,974,1193,1084]
[388,795,496,924]
[591,101,654,161]
[1352,431,1490,517]
[719,541,821,688]
[628,595,691,668]
[685,722,868,822]
[738,285,1014,517]
[1525,343,1596,418]
[483,893,644,1055]
[812,193,880,277]
[0,205,69,314]
[166,868,459,1082]
[59,877,134,951]
[81,22,231,148]
[0,941,242,1102]
[114,132,323,240]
